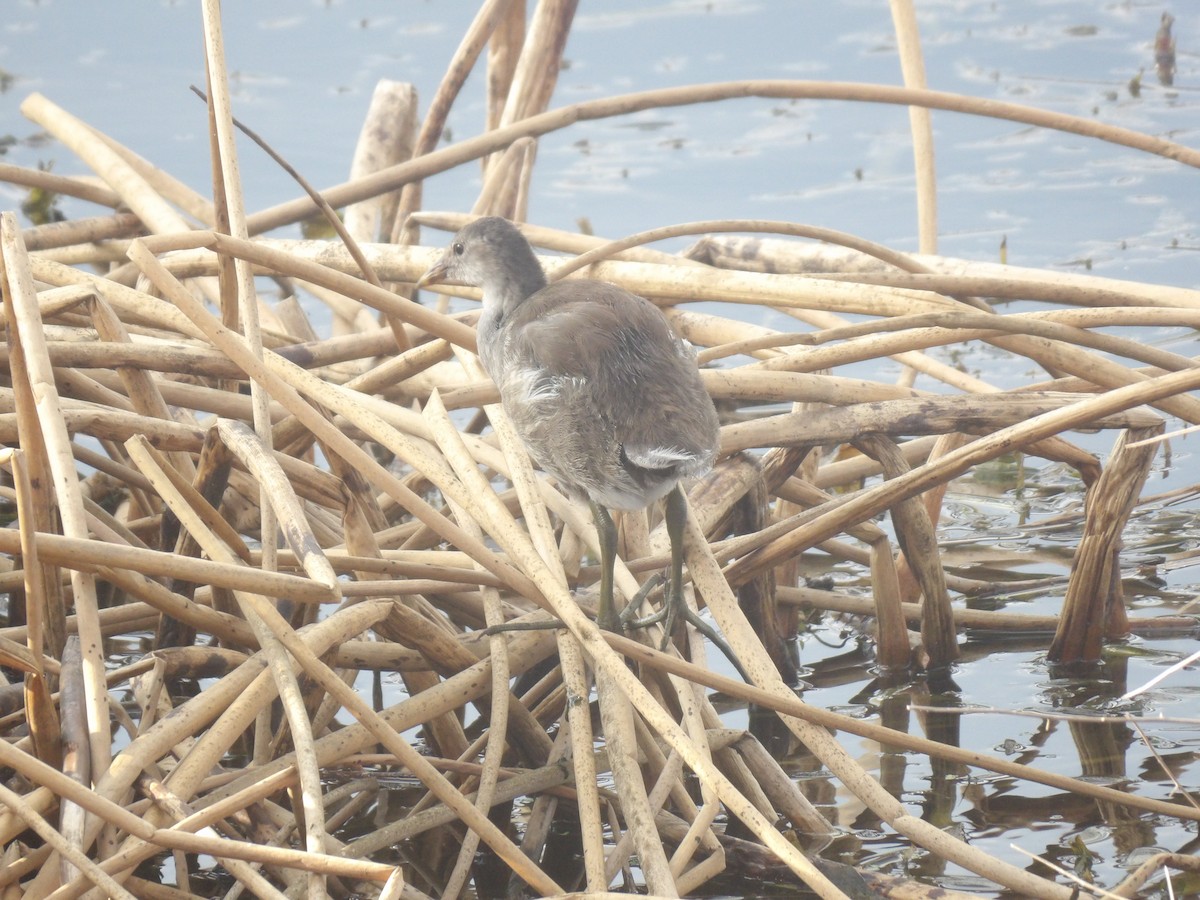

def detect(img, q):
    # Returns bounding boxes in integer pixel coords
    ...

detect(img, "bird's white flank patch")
[507,367,586,403]
[626,445,696,469]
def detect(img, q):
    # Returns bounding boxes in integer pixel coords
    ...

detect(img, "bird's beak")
[415,257,448,289]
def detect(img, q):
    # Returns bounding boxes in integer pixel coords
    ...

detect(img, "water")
[3,1,1199,896]
[3,1,1196,274]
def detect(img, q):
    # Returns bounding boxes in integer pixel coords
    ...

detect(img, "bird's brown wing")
[510,281,718,471]
[506,281,631,382]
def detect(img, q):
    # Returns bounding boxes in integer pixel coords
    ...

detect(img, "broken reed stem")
[127,426,335,888]
[0,161,123,209]
[420,391,522,896]
[853,433,958,668]
[200,0,286,639]
[888,0,937,255]
[1050,424,1164,663]
[1,214,113,778]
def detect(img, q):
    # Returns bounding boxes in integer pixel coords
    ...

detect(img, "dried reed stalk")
[2,215,112,780]
[888,0,937,254]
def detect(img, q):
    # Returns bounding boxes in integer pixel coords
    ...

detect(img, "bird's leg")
[615,488,748,679]
[618,486,689,634]
[590,500,622,633]
[660,482,689,641]
[660,485,751,680]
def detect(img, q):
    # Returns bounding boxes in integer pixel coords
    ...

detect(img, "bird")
[416,216,721,641]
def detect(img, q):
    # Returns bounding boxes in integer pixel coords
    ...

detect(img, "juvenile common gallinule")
[417,216,720,639]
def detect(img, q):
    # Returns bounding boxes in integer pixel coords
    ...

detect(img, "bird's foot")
[668,601,752,682]
[482,618,565,636]
[596,602,625,636]
[618,572,668,630]
[620,574,751,682]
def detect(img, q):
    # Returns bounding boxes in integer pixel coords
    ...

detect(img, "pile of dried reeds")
[1,2,1199,899]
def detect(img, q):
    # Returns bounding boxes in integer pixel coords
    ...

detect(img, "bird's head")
[416,216,547,310]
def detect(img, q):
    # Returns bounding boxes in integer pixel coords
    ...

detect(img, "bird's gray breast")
[476,306,509,381]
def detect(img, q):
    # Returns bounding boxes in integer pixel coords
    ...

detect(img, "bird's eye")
[453,242,464,256]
